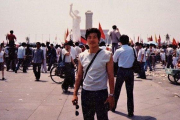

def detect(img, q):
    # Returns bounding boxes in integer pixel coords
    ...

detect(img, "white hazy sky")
[0,0,180,43]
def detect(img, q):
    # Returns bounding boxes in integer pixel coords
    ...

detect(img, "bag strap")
[83,49,102,79]
[132,48,137,59]
[59,50,66,63]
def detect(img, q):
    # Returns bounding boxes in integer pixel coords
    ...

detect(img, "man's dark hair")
[75,42,79,46]
[68,40,74,46]
[36,42,41,46]
[146,44,149,48]
[112,25,117,30]
[99,41,106,46]
[46,42,50,46]
[139,43,143,47]
[85,45,89,49]
[119,35,129,45]
[10,30,13,34]
[135,42,139,46]
[169,44,172,48]
[50,44,54,46]
[85,28,101,40]
[41,43,45,47]
[150,44,154,47]
[21,42,26,46]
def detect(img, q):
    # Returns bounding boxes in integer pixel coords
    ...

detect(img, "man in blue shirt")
[113,35,135,117]
[32,42,44,81]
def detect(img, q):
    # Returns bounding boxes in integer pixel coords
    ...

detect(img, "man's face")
[65,45,70,50]
[36,44,40,48]
[139,45,142,49]
[87,33,99,48]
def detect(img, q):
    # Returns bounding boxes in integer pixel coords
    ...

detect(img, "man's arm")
[69,4,74,18]
[105,54,115,110]
[113,50,119,63]
[72,60,83,105]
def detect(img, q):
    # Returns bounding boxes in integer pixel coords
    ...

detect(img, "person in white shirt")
[137,43,146,79]
[160,50,166,68]
[72,28,114,120]
[74,42,82,58]
[172,53,178,69]
[166,44,174,68]
[15,42,26,73]
[113,35,135,117]
[41,43,47,73]
[0,46,5,80]
[4,45,9,71]
[144,44,152,71]
[74,42,82,73]
[99,41,107,50]
[61,42,76,93]
[55,45,61,62]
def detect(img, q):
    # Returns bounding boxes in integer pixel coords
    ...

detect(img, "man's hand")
[104,96,114,110]
[72,95,78,105]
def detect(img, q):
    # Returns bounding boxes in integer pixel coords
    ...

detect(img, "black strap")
[59,51,66,63]
[83,49,102,79]
[132,48,137,59]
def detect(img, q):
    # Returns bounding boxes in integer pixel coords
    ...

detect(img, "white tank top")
[79,49,111,91]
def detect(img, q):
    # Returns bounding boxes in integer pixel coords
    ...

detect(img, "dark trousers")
[138,62,146,78]
[5,57,9,70]
[62,63,73,90]
[15,58,26,72]
[33,63,41,80]
[114,67,134,113]
[144,58,152,71]
[81,89,108,120]
[112,43,118,54]
[7,58,16,71]
[48,57,56,71]
[167,55,174,68]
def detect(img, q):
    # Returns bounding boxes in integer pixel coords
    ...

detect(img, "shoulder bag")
[132,48,141,73]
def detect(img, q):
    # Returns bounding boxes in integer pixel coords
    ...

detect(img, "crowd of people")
[2,28,180,120]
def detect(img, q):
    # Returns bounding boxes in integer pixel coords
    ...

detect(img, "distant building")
[81,11,110,44]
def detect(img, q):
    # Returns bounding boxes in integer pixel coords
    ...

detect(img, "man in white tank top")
[72,28,114,120]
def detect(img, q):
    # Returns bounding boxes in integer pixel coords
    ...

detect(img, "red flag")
[66,29,69,39]
[99,23,105,39]
[151,36,153,41]
[158,35,161,46]
[172,38,177,45]
[81,36,87,44]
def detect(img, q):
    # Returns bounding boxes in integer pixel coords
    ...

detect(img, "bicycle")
[50,63,65,84]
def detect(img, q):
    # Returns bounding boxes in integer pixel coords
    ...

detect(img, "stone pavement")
[0,64,180,120]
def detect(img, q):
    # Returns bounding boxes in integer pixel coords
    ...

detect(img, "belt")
[119,67,132,69]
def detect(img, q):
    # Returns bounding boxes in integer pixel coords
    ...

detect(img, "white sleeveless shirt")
[79,49,111,91]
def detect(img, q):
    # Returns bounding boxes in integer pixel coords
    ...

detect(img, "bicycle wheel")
[50,66,64,84]
[174,72,180,84]
[168,74,174,83]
